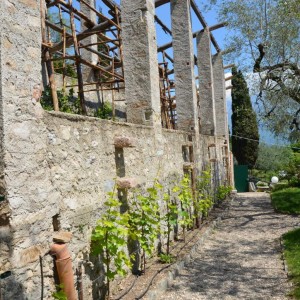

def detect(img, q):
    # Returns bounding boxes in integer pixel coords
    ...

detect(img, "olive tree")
[207,0,300,141]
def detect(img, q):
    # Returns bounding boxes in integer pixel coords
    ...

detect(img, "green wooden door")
[234,165,248,192]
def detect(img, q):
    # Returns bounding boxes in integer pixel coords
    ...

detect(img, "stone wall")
[0,107,227,299]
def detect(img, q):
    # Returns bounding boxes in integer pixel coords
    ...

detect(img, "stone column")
[170,0,198,132]
[213,53,228,137]
[0,1,57,298]
[197,28,216,136]
[121,0,161,126]
[80,0,97,82]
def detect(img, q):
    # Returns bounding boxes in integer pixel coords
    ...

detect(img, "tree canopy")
[255,144,294,172]
[231,67,260,167]
[207,0,300,141]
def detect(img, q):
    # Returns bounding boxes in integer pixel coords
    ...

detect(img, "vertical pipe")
[39,256,44,300]
[50,243,77,300]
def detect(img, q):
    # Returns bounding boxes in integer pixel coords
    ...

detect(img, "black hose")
[114,275,138,300]
[39,256,44,300]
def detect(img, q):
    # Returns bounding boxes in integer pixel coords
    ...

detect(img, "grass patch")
[271,188,300,214]
[283,228,300,298]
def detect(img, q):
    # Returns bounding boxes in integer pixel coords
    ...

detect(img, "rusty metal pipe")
[50,243,77,300]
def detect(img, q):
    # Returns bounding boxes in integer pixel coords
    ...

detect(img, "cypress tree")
[231,67,259,168]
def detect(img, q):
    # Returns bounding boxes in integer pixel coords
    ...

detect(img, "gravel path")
[157,192,299,300]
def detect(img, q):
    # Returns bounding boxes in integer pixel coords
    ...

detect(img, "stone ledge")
[116,178,139,189]
[114,136,136,148]
[53,231,72,243]
[183,162,195,170]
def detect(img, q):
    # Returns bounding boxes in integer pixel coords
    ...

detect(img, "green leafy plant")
[173,175,193,242]
[94,102,113,120]
[256,181,268,187]
[91,187,131,299]
[40,87,80,114]
[53,59,77,78]
[159,253,175,264]
[216,185,232,202]
[162,190,178,255]
[282,227,300,298]
[52,284,67,300]
[128,181,161,273]
[197,168,213,217]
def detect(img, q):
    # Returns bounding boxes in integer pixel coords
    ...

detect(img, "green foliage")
[231,67,259,168]
[159,253,175,264]
[284,143,300,186]
[129,182,161,257]
[52,285,67,300]
[41,87,113,120]
[216,185,232,201]
[173,175,194,240]
[282,227,300,299]
[162,190,178,255]
[256,181,268,187]
[94,102,113,120]
[40,87,80,114]
[91,188,131,297]
[196,168,213,217]
[272,183,289,192]
[53,59,77,78]
[255,144,294,172]
[251,169,277,183]
[207,0,300,140]
[271,187,300,214]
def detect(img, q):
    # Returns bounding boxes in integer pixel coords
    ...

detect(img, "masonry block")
[121,0,161,126]
[197,28,217,136]
[171,0,198,132]
[213,53,228,137]
[116,178,139,189]
[114,136,136,148]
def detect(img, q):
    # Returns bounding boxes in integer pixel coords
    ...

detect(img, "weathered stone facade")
[0,0,233,299]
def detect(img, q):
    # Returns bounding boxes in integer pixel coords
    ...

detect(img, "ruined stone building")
[0,0,233,299]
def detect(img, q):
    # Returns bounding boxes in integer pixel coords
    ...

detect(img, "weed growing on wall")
[41,87,113,119]
[41,87,80,114]
[91,187,131,299]
[94,102,113,119]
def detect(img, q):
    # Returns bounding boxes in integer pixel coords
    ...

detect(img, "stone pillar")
[121,0,161,126]
[170,0,198,132]
[197,28,216,136]
[0,1,57,298]
[80,0,97,82]
[213,53,228,137]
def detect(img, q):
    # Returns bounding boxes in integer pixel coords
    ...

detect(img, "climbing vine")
[197,168,214,217]
[162,189,178,257]
[91,187,131,299]
[128,181,161,273]
[173,175,194,242]
[91,170,230,296]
